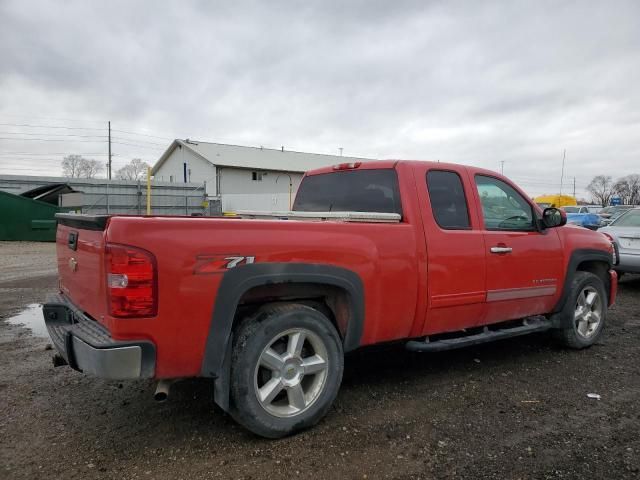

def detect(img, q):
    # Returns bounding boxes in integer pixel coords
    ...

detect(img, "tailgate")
[55,214,109,322]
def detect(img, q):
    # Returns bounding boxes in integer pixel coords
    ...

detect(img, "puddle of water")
[5,304,50,338]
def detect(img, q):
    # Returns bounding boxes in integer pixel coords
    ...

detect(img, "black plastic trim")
[406,317,552,352]
[68,231,78,251]
[55,213,110,231]
[201,263,364,411]
[552,248,613,313]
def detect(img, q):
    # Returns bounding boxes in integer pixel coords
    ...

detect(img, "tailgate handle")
[68,232,78,251]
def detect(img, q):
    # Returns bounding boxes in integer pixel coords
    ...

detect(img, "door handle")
[490,246,512,254]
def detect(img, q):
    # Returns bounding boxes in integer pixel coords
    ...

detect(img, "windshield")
[293,169,402,215]
[563,206,580,213]
[611,210,640,227]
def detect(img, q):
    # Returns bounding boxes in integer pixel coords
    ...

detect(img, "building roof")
[151,139,372,175]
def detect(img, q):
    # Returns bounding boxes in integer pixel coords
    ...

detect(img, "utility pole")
[559,149,566,196]
[500,161,505,175]
[108,121,112,180]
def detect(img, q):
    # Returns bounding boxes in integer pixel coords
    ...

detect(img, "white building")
[152,139,370,211]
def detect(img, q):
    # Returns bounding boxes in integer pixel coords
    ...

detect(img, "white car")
[599,208,640,278]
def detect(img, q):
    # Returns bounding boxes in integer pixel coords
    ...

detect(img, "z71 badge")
[193,255,255,274]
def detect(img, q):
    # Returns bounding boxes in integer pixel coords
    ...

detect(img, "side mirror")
[542,207,566,229]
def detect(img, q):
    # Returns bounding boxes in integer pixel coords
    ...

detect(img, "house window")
[169,175,174,183]
[252,171,263,181]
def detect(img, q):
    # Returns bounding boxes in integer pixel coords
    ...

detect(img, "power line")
[0,152,111,155]
[0,122,104,131]
[0,131,108,138]
[111,141,165,150]
[111,136,165,146]
[111,128,173,141]
[0,114,105,124]
[0,122,174,141]
[0,137,107,143]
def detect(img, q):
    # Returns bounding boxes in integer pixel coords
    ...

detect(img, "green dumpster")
[0,190,61,241]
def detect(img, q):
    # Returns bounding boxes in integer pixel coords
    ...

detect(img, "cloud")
[0,0,639,197]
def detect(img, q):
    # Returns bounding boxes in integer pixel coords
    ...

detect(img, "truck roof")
[306,159,496,177]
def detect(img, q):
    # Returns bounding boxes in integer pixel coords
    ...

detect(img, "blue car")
[562,206,602,230]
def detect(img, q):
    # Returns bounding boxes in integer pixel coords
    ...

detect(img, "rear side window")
[293,169,402,215]
[426,170,471,229]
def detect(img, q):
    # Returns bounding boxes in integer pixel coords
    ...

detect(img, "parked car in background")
[562,206,602,230]
[563,206,589,214]
[586,205,603,214]
[600,208,640,278]
[599,205,635,226]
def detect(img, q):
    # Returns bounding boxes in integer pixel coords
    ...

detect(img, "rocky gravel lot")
[1,241,639,479]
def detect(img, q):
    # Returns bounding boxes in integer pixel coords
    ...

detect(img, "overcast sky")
[1,0,639,197]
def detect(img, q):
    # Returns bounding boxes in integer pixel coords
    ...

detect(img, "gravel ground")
[1,242,639,479]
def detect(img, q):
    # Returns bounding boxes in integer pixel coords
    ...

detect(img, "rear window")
[293,169,402,215]
[611,210,640,227]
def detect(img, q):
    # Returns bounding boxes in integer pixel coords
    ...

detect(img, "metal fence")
[0,175,222,216]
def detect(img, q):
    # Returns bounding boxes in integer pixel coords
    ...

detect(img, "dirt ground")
[1,241,639,480]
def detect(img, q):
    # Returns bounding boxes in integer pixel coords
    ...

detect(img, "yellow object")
[533,194,577,208]
[146,167,151,215]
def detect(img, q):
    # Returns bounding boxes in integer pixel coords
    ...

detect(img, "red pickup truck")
[44,160,617,438]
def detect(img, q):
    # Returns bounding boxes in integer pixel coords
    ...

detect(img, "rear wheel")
[553,271,607,349]
[229,304,343,438]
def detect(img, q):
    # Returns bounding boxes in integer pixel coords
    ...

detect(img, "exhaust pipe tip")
[153,379,174,403]
[154,391,168,402]
[52,353,68,367]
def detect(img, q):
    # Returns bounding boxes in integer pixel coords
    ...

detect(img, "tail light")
[600,232,619,265]
[105,243,157,317]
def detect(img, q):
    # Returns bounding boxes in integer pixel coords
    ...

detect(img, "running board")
[405,317,553,353]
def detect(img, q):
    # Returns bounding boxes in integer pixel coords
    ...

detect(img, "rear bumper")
[616,252,640,273]
[42,294,155,379]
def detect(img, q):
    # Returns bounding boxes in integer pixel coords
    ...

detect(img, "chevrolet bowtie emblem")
[68,257,78,272]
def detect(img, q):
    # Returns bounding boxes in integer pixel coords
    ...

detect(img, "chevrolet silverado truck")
[43,160,618,438]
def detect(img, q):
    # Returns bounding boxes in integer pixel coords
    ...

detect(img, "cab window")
[426,170,471,229]
[475,175,535,231]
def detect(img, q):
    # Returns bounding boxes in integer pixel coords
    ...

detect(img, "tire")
[553,271,607,349]
[229,303,344,438]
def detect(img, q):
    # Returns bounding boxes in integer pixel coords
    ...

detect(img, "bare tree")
[61,155,103,178]
[629,174,640,205]
[115,158,150,181]
[586,175,614,206]
[79,159,103,179]
[61,154,84,178]
[613,174,640,205]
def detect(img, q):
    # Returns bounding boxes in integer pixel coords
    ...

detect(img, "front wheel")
[229,304,344,438]
[553,271,607,349]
